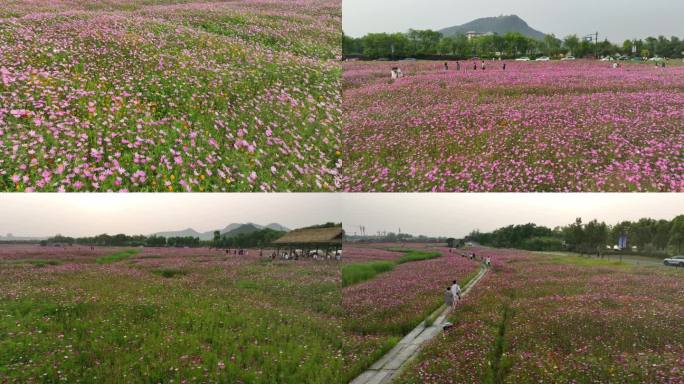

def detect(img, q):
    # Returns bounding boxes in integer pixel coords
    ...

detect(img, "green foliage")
[342,250,442,287]
[341,261,395,286]
[145,235,167,247]
[215,228,285,249]
[0,259,61,267]
[469,215,683,256]
[152,268,188,278]
[344,30,684,59]
[166,236,200,248]
[0,260,344,383]
[95,249,139,264]
[468,223,559,250]
[397,250,441,264]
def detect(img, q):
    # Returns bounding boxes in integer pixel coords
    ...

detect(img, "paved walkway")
[350,264,490,384]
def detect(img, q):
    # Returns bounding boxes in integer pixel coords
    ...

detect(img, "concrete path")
[350,264,490,384]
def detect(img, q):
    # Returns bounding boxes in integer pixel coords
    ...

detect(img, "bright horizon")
[1,194,682,239]
[343,0,684,42]
[340,194,684,238]
[0,194,343,238]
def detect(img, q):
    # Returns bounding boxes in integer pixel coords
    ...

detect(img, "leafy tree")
[563,218,584,253]
[669,215,684,253]
[563,35,580,56]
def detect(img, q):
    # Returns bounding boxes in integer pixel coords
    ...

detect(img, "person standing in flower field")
[451,280,462,303]
[445,287,454,309]
[456,60,461,71]
[481,60,486,71]
[502,62,507,71]
[444,62,449,71]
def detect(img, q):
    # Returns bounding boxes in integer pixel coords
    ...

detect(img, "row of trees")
[343,30,684,60]
[466,215,684,257]
[43,234,203,248]
[346,231,448,243]
[211,228,285,249]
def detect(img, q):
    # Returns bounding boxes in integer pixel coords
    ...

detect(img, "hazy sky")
[340,194,684,237]
[2,194,682,239]
[0,194,343,237]
[343,0,684,42]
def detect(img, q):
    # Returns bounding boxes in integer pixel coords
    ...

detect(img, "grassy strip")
[342,250,443,287]
[152,268,188,278]
[0,259,61,267]
[398,250,441,264]
[95,249,139,264]
[484,304,514,384]
[342,261,395,287]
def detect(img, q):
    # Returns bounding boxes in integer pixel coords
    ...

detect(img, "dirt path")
[349,264,490,384]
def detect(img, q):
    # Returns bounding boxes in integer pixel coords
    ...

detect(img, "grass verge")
[96,249,139,264]
[342,249,443,287]
[342,261,395,287]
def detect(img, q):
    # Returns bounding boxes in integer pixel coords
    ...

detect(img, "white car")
[664,256,684,267]
[649,57,664,61]
[515,57,530,61]
[561,56,576,61]
[535,56,550,61]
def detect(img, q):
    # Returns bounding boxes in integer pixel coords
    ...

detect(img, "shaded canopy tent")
[271,225,343,260]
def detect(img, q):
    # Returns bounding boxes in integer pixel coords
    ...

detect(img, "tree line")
[43,234,202,248]
[465,215,684,258]
[211,228,285,249]
[343,30,684,60]
[42,228,288,249]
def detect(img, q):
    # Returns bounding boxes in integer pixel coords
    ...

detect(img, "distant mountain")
[265,223,289,232]
[151,228,202,239]
[439,15,546,40]
[151,223,289,241]
[222,224,262,239]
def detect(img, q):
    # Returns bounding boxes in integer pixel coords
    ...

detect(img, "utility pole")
[584,32,599,59]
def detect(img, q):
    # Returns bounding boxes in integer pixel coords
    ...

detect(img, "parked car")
[663,256,684,267]
[535,56,550,61]
[561,56,576,61]
[515,57,531,61]
[649,56,665,62]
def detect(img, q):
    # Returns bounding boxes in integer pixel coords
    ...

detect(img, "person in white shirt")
[451,280,462,304]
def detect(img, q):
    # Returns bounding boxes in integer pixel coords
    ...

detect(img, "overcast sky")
[340,194,684,238]
[2,194,681,239]
[0,194,343,237]
[343,0,684,42]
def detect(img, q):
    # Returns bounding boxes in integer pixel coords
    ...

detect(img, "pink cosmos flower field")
[0,0,341,192]
[343,60,684,192]
[0,243,346,383]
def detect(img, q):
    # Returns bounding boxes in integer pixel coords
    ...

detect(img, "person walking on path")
[451,280,462,303]
[445,287,454,309]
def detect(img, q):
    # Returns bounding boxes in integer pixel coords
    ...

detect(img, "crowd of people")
[391,58,672,80]
[393,60,508,79]
[269,249,341,261]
